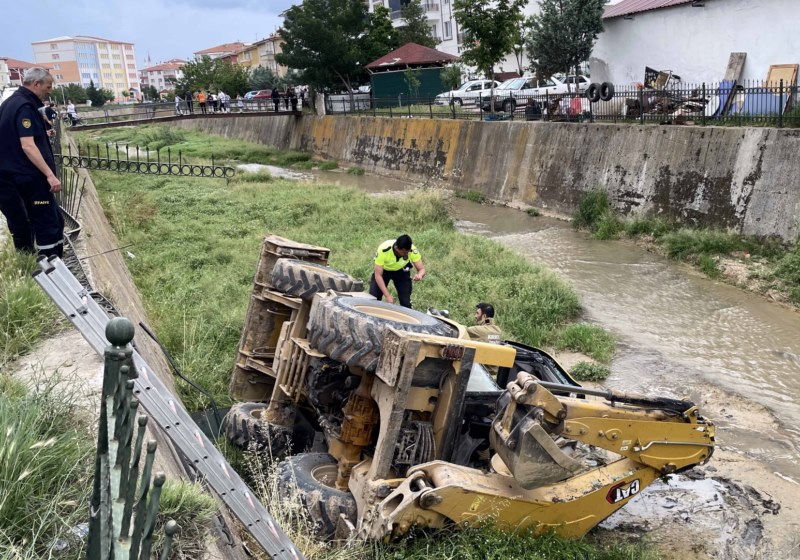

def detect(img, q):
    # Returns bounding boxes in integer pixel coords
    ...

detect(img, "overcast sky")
[1,0,292,66]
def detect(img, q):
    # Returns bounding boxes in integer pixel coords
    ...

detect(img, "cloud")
[1,0,287,66]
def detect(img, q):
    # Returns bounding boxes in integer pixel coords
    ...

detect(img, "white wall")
[591,0,800,85]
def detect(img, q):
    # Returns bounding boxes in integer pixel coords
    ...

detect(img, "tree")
[249,66,279,90]
[86,80,115,107]
[56,83,87,105]
[440,64,463,91]
[143,85,160,101]
[454,0,526,109]
[174,56,250,95]
[277,0,393,101]
[510,12,531,76]
[397,0,437,49]
[364,5,400,61]
[404,67,422,97]
[526,0,604,90]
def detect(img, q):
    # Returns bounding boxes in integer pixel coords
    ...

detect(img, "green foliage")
[454,0,527,78]
[661,229,744,260]
[277,0,392,92]
[404,67,422,97]
[397,0,437,48]
[0,378,92,554]
[364,5,400,62]
[248,66,280,91]
[774,248,800,285]
[318,161,339,170]
[455,190,487,204]
[57,83,88,105]
[526,207,540,217]
[526,0,605,82]
[440,65,463,91]
[153,481,217,559]
[623,216,676,238]
[347,166,366,176]
[142,84,160,101]
[86,80,115,108]
[698,254,721,278]
[573,189,621,239]
[174,55,250,96]
[0,241,59,367]
[570,361,611,382]
[554,322,616,362]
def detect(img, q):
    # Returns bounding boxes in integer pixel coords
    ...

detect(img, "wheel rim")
[311,463,339,489]
[352,303,424,324]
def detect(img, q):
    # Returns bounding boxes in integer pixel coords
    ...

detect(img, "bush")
[318,161,338,171]
[554,323,616,362]
[775,249,800,285]
[573,190,621,239]
[698,254,721,278]
[456,190,487,204]
[526,208,540,217]
[347,166,366,176]
[570,361,611,382]
[624,216,675,238]
[661,229,744,260]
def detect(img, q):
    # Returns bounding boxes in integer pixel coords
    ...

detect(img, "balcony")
[422,2,439,11]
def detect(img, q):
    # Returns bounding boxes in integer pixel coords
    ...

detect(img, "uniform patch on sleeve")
[21,118,32,129]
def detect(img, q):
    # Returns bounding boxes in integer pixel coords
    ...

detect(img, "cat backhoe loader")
[225,235,715,540]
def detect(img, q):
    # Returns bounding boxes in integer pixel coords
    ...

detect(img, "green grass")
[318,161,339,171]
[0,375,93,557]
[73,124,312,167]
[526,208,540,217]
[153,481,217,559]
[553,323,616,363]
[570,361,612,382]
[0,241,60,367]
[90,167,588,409]
[347,167,366,176]
[455,190,487,204]
[572,189,622,240]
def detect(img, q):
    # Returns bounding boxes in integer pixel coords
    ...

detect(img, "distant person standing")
[271,88,280,112]
[236,94,244,112]
[0,67,64,257]
[197,91,207,114]
[66,100,77,125]
[44,102,58,127]
[185,91,194,114]
[283,89,290,110]
[174,94,183,115]
[289,87,298,111]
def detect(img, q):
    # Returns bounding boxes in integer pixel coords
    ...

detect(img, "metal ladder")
[33,256,303,560]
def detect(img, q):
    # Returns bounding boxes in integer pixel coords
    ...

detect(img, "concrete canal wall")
[172,115,800,241]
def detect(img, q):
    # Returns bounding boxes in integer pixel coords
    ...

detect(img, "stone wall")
[172,115,800,241]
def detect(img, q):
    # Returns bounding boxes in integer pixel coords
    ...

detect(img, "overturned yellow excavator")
[225,235,715,540]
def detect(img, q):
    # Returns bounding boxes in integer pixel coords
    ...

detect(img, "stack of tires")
[585,82,615,103]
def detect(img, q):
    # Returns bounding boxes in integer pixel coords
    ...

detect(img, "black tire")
[224,402,313,455]
[271,259,364,300]
[502,98,516,113]
[450,97,463,107]
[308,296,456,371]
[586,83,601,103]
[600,82,615,102]
[277,453,357,540]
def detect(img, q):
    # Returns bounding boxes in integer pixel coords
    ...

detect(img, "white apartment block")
[31,35,140,100]
[140,59,186,92]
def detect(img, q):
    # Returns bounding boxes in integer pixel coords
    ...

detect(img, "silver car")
[434,79,500,106]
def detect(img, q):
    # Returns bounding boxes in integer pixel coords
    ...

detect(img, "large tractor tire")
[308,296,456,371]
[224,402,313,456]
[277,453,357,540]
[271,259,364,300]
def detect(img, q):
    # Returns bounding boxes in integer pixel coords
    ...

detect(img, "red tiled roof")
[0,57,38,69]
[365,43,458,71]
[604,0,695,19]
[141,59,187,72]
[194,42,247,55]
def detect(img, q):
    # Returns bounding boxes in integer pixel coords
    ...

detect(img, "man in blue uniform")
[0,67,63,257]
[369,234,426,308]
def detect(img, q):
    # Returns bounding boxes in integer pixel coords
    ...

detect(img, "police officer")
[369,234,426,308]
[0,67,64,257]
[467,302,503,344]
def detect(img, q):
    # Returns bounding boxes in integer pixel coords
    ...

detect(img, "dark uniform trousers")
[0,174,64,257]
[369,268,413,308]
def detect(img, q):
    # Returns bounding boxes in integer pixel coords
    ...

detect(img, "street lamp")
[57,84,66,105]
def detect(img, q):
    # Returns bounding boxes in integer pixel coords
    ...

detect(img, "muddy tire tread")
[271,259,364,300]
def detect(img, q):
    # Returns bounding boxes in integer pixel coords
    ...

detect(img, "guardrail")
[327,79,800,127]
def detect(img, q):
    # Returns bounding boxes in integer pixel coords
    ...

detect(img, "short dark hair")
[395,234,413,250]
[476,302,495,318]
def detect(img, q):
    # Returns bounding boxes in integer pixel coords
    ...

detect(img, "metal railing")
[327,79,800,128]
[63,98,299,128]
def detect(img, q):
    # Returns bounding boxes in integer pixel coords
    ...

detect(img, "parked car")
[563,75,590,93]
[435,79,500,106]
[480,76,568,113]
[249,89,273,99]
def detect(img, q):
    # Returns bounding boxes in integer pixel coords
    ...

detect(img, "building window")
[126,55,134,60]
[52,63,61,70]
[55,74,63,80]
[128,64,136,69]
[116,82,124,88]
[52,54,60,60]
[82,73,90,79]
[443,21,452,39]
[111,44,120,50]
[103,73,112,79]
[114,63,122,69]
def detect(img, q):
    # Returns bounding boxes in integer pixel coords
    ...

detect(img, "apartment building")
[193,42,247,60]
[140,59,187,92]
[210,35,287,77]
[31,35,140,99]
